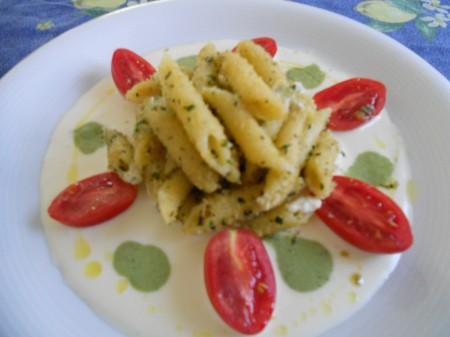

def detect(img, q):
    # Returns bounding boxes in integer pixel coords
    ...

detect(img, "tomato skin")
[313,78,386,131]
[251,37,277,57]
[204,229,276,334]
[111,48,156,95]
[316,176,413,253]
[48,172,138,227]
[233,37,278,57]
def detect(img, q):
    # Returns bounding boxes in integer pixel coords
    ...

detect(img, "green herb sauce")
[73,121,105,154]
[113,241,170,292]
[177,55,197,72]
[347,151,394,186]
[286,64,325,89]
[270,235,333,292]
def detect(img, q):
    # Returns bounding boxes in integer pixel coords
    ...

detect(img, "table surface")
[0,0,449,79]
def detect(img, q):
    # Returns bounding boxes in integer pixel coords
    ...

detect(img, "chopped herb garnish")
[184,104,195,111]
[208,221,216,230]
[275,216,284,225]
[320,183,324,190]
[281,144,290,153]
[152,171,161,180]
[237,197,245,204]
[165,71,172,80]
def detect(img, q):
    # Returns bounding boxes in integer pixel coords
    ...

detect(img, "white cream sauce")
[40,40,413,337]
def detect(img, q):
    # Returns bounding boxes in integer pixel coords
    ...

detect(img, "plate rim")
[1,1,449,337]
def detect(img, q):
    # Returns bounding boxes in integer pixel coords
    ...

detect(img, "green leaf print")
[368,19,405,32]
[387,0,423,15]
[355,0,417,23]
[72,0,126,10]
[36,20,54,31]
[415,18,438,40]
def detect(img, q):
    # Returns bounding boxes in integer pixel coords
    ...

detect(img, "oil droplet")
[147,305,158,313]
[116,278,129,294]
[340,250,350,258]
[374,137,386,149]
[176,323,183,332]
[299,312,307,321]
[67,164,78,183]
[192,331,213,337]
[348,291,358,303]
[66,147,79,183]
[74,235,91,260]
[350,273,365,286]
[274,325,288,336]
[321,302,332,315]
[84,261,102,278]
[407,179,417,203]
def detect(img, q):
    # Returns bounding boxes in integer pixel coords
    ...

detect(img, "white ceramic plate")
[1,1,449,336]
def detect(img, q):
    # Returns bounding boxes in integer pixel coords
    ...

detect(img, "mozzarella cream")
[40,40,413,337]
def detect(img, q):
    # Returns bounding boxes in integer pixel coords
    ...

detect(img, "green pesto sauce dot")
[113,241,170,292]
[270,235,333,292]
[73,121,105,154]
[177,55,197,71]
[286,64,325,89]
[347,151,394,186]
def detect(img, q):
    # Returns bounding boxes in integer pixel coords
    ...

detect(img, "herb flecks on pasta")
[159,54,240,184]
[106,40,339,234]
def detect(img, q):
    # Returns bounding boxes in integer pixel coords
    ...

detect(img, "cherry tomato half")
[48,172,138,227]
[313,78,386,131]
[252,37,277,57]
[204,229,276,334]
[111,48,156,95]
[232,37,278,57]
[316,176,413,253]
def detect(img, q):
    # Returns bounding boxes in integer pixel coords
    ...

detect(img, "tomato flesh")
[204,229,276,334]
[316,176,413,253]
[314,78,386,131]
[233,37,277,57]
[111,48,156,95]
[48,172,138,227]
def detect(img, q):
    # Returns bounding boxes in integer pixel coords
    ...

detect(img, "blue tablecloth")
[0,0,449,79]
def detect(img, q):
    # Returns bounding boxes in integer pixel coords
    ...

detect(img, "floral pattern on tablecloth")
[355,0,450,40]
[0,0,448,78]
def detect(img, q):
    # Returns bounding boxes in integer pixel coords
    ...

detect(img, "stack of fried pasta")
[105,40,339,236]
